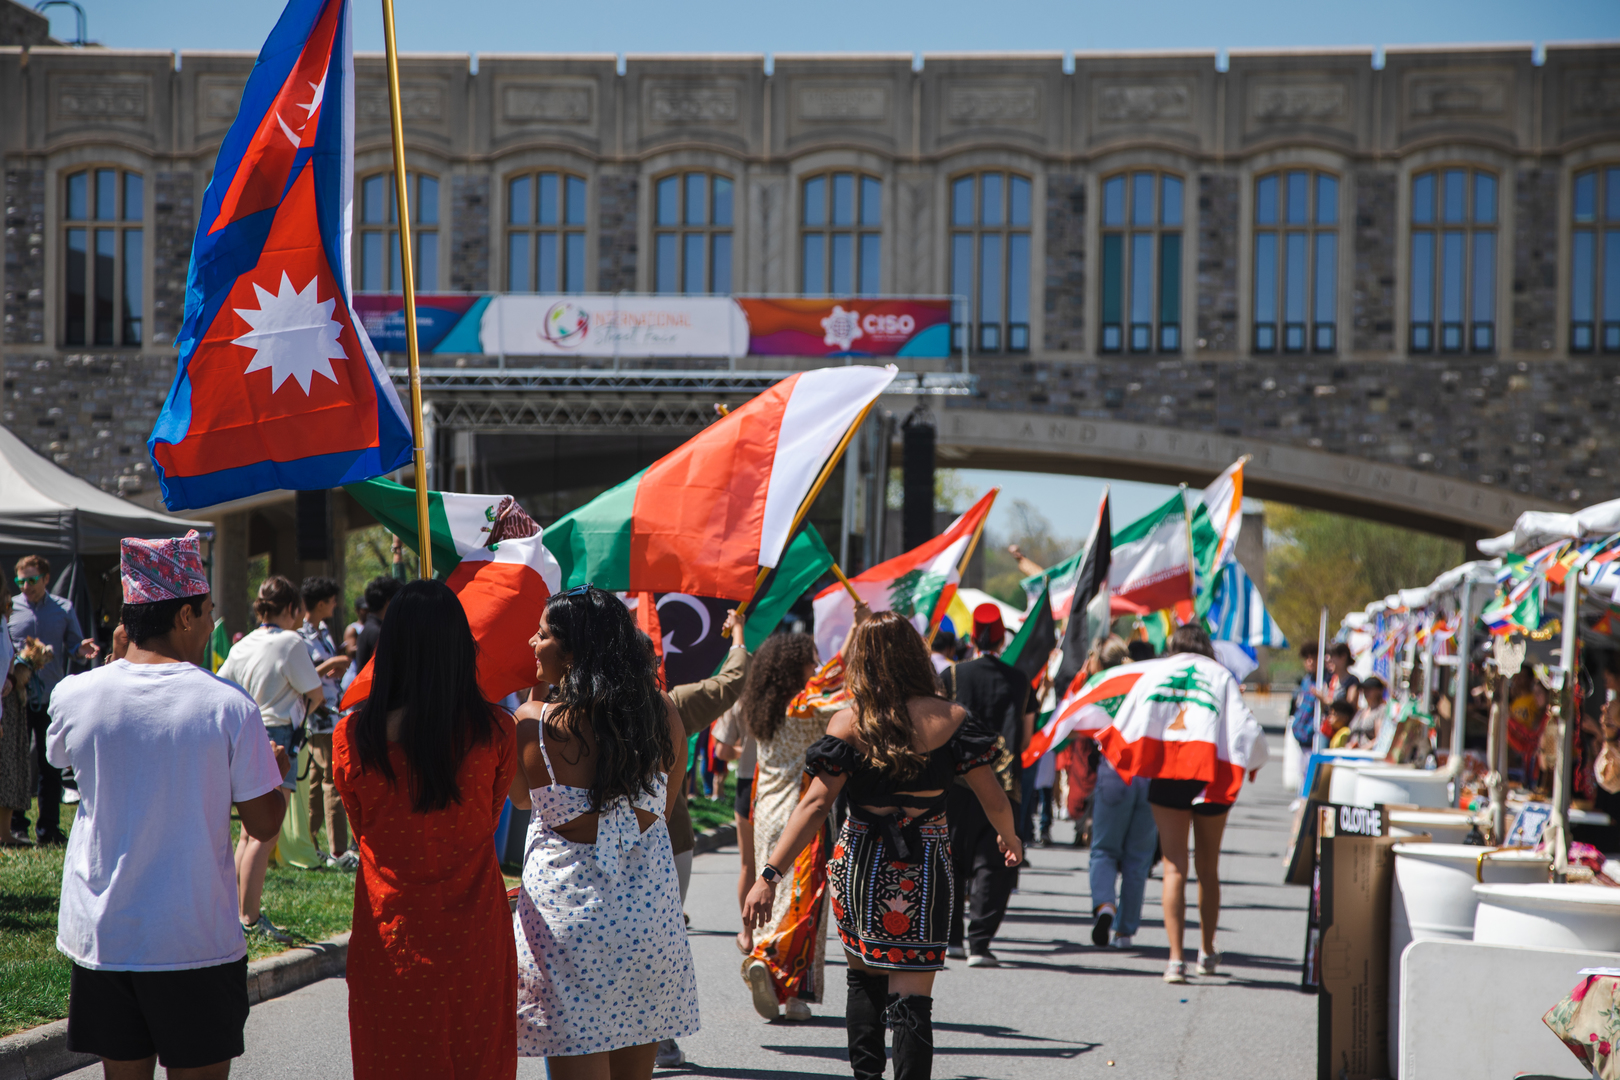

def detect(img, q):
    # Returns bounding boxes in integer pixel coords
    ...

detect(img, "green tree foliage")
[1265,503,1462,664]
[981,499,1078,608]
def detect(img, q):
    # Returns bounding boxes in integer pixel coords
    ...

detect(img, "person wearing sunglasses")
[8,554,99,845]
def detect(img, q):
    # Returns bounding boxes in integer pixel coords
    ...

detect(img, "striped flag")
[1204,561,1287,649]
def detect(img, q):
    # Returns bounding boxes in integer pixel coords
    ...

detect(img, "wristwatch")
[760,863,783,884]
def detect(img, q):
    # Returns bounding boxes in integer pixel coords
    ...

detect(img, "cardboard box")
[1317,827,1402,1080]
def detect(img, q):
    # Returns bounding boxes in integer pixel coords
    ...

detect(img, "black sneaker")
[36,829,68,847]
[1091,908,1114,947]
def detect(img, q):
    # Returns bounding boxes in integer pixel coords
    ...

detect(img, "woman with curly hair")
[510,586,698,1078]
[739,629,826,1022]
[745,611,1021,1080]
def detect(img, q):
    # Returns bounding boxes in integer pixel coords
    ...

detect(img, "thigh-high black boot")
[846,969,889,1078]
[885,993,934,1080]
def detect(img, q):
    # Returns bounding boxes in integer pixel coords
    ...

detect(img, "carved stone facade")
[1,44,1618,506]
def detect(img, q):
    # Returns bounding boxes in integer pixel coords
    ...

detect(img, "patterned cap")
[121,530,209,604]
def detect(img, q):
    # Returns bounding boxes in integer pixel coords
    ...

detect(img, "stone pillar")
[596,174,638,293]
[1196,173,1239,355]
[1512,167,1559,356]
[1352,170,1396,354]
[450,175,490,292]
[1235,507,1270,686]
[215,510,250,636]
[3,167,46,346]
[1043,173,1085,351]
[151,171,196,347]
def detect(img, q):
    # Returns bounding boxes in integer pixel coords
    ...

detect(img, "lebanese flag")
[1022,654,1268,801]
[340,487,561,709]
[810,490,997,662]
[543,365,895,599]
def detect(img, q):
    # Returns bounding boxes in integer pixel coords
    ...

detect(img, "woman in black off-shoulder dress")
[744,610,1023,1080]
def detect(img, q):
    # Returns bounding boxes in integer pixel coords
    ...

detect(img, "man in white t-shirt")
[47,531,287,1077]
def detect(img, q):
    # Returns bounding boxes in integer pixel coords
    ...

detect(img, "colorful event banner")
[736,298,951,358]
[353,294,952,359]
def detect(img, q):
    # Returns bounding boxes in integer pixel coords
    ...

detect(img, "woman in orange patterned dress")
[334,579,518,1080]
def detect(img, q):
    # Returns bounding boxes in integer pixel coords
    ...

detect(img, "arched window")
[1409,167,1497,354]
[653,171,733,294]
[62,167,142,346]
[1253,168,1339,354]
[1099,169,1182,353]
[506,171,586,293]
[950,170,1031,353]
[801,172,880,295]
[1571,165,1620,353]
[357,171,437,291]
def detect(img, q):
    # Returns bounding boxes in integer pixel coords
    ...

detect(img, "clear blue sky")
[52,0,1620,56]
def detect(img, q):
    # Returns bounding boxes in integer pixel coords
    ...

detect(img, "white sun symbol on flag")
[233,272,347,394]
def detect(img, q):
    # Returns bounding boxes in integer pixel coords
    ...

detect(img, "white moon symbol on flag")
[656,593,711,655]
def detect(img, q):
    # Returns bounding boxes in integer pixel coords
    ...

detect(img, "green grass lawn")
[689,767,738,834]
[0,797,356,1039]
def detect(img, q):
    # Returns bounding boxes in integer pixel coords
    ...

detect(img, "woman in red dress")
[334,579,518,1080]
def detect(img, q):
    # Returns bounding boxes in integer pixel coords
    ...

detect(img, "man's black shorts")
[1146,778,1232,816]
[735,776,754,821]
[68,956,249,1068]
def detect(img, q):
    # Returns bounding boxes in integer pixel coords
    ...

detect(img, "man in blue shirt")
[9,554,99,844]
[1290,641,1320,753]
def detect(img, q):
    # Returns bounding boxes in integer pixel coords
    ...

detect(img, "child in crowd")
[1328,699,1356,749]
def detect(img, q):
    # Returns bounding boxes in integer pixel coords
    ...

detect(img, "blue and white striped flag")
[1205,560,1288,649]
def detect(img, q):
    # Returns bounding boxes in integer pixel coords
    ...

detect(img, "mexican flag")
[543,365,895,600]
[1021,653,1268,803]
[341,482,563,708]
[811,489,997,662]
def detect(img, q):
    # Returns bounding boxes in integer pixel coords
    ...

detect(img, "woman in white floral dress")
[509,586,699,1079]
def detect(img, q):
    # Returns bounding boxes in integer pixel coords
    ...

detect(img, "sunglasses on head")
[561,583,595,598]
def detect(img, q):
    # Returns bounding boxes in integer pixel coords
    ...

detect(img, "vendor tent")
[0,424,208,648]
[0,424,204,555]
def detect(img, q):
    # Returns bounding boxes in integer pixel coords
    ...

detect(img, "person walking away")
[739,631,827,1021]
[333,579,517,1080]
[298,577,354,869]
[1084,637,1156,949]
[1348,676,1389,750]
[47,532,288,1077]
[0,580,33,846]
[657,609,749,1067]
[1144,624,1268,984]
[929,619,957,676]
[745,610,1022,1080]
[353,576,402,672]
[712,701,757,952]
[217,576,324,941]
[9,554,100,844]
[940,603,1033,967]
[511,585,698,1078]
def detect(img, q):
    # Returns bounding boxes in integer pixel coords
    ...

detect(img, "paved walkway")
[65,714,1313,1079]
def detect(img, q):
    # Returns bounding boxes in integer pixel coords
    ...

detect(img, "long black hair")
[543,586,671,812]
[739,631,817,742]
[353,579,497,813]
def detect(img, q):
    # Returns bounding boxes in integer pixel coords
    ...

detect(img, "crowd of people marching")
[3,530,1271,1080]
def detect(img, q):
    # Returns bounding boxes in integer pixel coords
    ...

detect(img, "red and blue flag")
[148,0,412,511]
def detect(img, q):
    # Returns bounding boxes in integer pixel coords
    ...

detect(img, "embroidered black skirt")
[828,810,954,971]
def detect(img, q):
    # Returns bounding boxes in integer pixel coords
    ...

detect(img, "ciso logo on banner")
[861,313,915,337]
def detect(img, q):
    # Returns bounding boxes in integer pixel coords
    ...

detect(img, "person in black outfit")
[354,576,402,672]
[940,603,1035,967]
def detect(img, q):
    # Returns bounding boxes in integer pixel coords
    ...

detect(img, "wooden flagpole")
[924,490,995,650]
[733,396,881,620]
[381,0,431,579]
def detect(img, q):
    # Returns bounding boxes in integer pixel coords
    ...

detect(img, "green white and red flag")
[1020,653,1269,803]
[542,365,895,599]
[810,489,997,661]
[341,481,562,707]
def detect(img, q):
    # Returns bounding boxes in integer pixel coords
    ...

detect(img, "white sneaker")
[1111,933,1133,949]
[967,952,1000,968]
[1164,960,1187,984]
[745,960,780,1020]
[61,789,80,805]
[1197,949,1220,976]
[334,850,360,872]
[783,999,812,1021]
[654,1038,685,1067]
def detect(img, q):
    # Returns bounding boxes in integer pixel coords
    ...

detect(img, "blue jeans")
[1088,759,1158,936]
[265,724,297,791]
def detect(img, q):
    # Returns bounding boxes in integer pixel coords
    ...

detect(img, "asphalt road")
[64,702,1313,1080]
